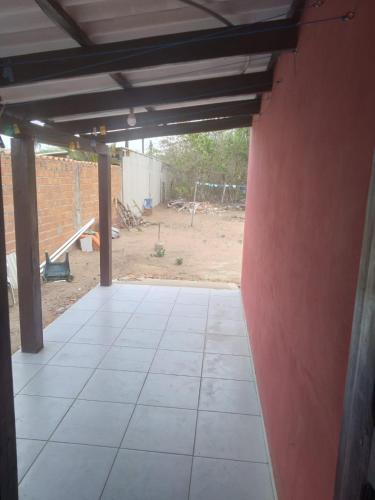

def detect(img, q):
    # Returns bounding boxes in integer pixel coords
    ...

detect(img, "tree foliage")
[154,128,250,199]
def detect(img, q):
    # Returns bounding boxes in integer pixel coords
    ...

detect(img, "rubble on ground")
[167,199,245,214]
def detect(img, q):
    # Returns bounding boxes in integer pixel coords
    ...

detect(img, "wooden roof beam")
[103,115,252,143]
[0,19,297,87]
[8,72,272,120]
[57,99,261,135]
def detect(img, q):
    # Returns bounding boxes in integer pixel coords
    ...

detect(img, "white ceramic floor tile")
[20,365,93,398]
[12,364,44,393]
[101,449,191,500]
[99,346,155,372]
[79,369,146,403]
[51,399,134,447]
[166,315,207,333]
[12,342,64,365]
[159,333,204,352]
[151,350,203,377]
[190,457,275,500]
[70,325,121,345]
[54,309,94,326]
[122,405,196,454]
[15,395,73,440]
[205,335,250,356]
[114,329,162,349]
[99,299,139,313]
[19,442,116,500]
[176,293,210,306]
[139,373,200,409]
[199,378,260,414]
[195,411,268,462]
[136,301,174,315]
[12,284,274,500]
[87,311,132,329]
[44,323,81,342]
[17,438,45,482]
[203,354,254,380]
[171,304,208,318]
[48,343,109,368]
[126,314,169,331]
[206,318,246,336]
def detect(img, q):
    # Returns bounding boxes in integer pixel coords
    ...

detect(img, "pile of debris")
[167,199,245,214]
[116,199,145,230]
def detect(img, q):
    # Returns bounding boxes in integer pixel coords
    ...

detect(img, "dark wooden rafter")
[34,0,138,98]
[34,0,92,46]
[288,0,307,22]
[8,72,272,120]
[0,20,297,87]
[103,115,251,143]
[0,112,98,151]
[57,99,260,135]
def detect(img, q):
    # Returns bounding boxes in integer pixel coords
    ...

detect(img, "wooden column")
[11,136,43,353]
[0,153,19,499]
[98,151,112,286]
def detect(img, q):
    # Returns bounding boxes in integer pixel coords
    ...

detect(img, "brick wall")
[1,153,122,261]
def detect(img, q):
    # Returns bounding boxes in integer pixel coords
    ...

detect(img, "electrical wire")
[0,10,352,94]
[1,13,346,90]
[179,0,233,27]
[1,20,283,67]
[0,9,317,70]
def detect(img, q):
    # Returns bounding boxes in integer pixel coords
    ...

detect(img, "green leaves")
[155,128,250,199]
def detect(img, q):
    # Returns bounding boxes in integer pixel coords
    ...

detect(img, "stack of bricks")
[0,153,122,262]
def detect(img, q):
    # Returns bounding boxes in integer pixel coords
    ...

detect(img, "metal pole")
[190,181,198,227]
[221,184,227,204]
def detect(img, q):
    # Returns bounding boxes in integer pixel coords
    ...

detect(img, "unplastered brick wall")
[1,153,121,261]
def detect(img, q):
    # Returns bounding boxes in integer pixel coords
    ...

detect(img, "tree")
[154,128,250,200]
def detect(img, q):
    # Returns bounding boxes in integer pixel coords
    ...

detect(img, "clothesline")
[195,181,246,189]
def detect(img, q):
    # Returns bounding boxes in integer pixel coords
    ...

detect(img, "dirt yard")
[9,205,245,352]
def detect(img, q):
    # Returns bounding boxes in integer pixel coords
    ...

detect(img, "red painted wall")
[241,2,375,499]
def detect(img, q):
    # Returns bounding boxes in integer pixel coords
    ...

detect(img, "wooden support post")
[11,136,43,353]
[0,153,19,499]
[98,151,112,286]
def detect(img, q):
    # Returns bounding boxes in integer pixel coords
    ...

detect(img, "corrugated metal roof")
[1,54,270,105]
[1,0,292,56]
[0,0,295,137]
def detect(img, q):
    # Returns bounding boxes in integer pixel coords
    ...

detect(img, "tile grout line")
[98,285,181,500]
[187,288,210,499]
[17,390,77,487]
[15,285,255,496]
[16,437,270,466]
[14,395,262,418]
[16,289,125,487]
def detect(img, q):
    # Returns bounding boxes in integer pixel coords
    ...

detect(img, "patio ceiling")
[0,0,302,145]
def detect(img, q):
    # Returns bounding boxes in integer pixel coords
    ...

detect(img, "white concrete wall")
[121,149,171,210]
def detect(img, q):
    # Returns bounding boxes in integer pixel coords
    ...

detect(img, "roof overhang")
[0,0,304,145]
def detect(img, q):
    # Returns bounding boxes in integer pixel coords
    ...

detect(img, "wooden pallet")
[116,199,143,230]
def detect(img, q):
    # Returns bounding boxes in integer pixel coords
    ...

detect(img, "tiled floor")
[13,284,275,500]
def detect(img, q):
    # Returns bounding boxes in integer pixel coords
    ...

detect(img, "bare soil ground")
[9,205,245,352]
